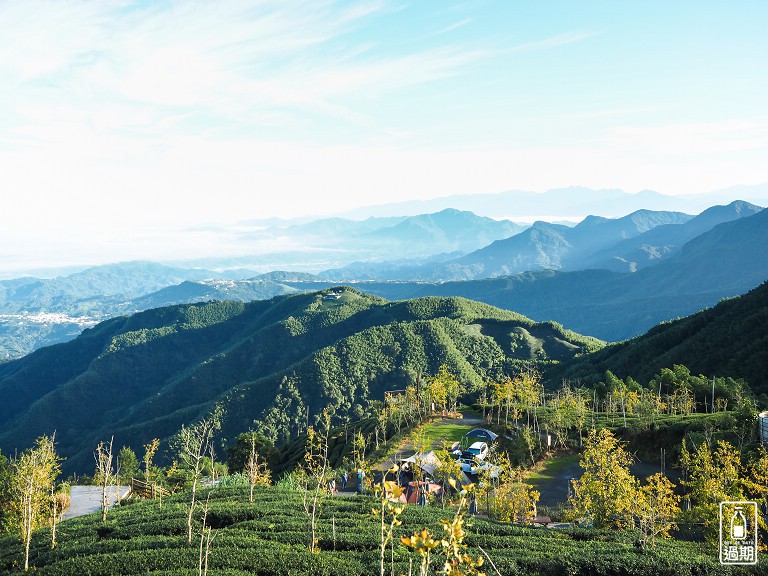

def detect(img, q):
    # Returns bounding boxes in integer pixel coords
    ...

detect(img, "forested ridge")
[0,288,601,474]
[548,280,768,396]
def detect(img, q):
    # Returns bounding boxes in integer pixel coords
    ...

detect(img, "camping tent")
[464,428,498,443]
[399,451,472,486]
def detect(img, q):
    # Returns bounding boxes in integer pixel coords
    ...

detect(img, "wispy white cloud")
[0,0,488,143]
[1,0,765,271]
[432,17,473,37]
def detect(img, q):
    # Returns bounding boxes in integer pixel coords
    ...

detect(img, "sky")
[1,0,767,272]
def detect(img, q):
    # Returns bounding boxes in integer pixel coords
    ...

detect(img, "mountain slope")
[580,200,763,271]
[547,280,768,395]
[361,208,526,255]
[0,261,224,314]
[0,289,601,474]
[130,279,298,309]
[449,221,575,276]
[446,209,691,279]
[0,264,298,358]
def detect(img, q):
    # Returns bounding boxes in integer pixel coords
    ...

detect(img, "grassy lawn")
[389,418,474,457]
[525,452,580,483]
[421,422,473,449]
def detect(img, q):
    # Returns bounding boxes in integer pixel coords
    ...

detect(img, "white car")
[465,441,489,461]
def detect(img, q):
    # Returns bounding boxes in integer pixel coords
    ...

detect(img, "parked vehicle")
[456,442,490,474]
[465,441,489,460]
[459,457,478,474]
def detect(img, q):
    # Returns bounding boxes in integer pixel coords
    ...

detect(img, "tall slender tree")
[176,408,222,545]
[9,434,61,571]
[94,436,115,522]
[300,409,332,552]
[244,435,271,502]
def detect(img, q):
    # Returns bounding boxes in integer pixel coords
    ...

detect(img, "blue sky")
[1,0,767,269]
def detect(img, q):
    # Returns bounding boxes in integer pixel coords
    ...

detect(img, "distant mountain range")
[578,200,763,272]
[341,185,768,220]
[0,201,765,357]
[322,201,761,280]
[163,186,768,273]
[0,290,601,474]
[295,204,768,341]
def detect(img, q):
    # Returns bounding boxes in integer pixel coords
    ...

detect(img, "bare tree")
[176,408,222,545]
[94,436,115,522]
[49,484,59,549]
[197,494,218,576]
[49,479,69,549]
[143,438,160,484]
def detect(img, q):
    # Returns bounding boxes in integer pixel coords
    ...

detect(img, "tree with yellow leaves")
[516,364,543,427]
[9,434,61,571]
[680,439,742,505]
[432,365,463,413]
[493,480,540,524]
[680,438,743,538]
[743,445,768,503]
[742,446,768,548]
[299,409,332,553]
[244,435,271,503]
[568,428,638,529]
[636,472,680,550]
[373,478,404,576]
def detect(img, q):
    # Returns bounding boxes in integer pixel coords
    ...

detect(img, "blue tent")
[464,428,498,443]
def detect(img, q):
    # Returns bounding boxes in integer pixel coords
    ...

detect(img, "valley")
[1,200,765,357]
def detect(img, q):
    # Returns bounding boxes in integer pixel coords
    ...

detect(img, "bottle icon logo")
[730,506,746,540]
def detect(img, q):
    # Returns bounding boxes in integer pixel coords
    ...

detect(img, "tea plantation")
[0,485,754,575]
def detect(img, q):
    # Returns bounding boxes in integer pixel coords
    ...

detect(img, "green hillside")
[0,288,601,474]
[547,280,768,395]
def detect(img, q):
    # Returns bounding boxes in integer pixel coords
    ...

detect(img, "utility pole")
[711,375,715,413]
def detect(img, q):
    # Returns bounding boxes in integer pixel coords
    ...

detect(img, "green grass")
[525,453,580,483]
[421,422,472,449]
[386,414,476,458]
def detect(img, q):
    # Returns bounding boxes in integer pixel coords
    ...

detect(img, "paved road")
[63,485,131,520]
[534,457,683,507]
